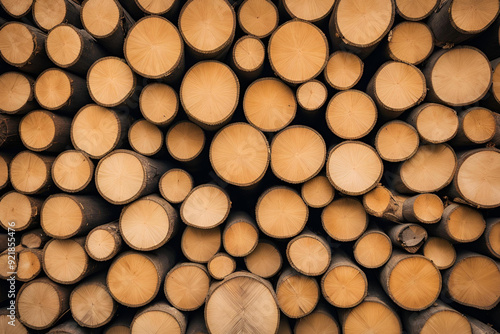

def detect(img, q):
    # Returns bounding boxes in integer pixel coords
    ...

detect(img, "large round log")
[269,19,328,84]
[386,21,434,65]
[430,203,485,243]
[452,107,497,146]
[406,103,458,144]
[32,0,81,32]
[394,0,438,21]
[281,0,335,23]
[0,0,33,18]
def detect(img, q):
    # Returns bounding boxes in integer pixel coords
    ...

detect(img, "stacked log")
[0,0,499,333]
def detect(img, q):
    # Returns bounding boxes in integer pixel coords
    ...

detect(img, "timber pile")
[0,0,500,333]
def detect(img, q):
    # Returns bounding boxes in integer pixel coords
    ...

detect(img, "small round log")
[422,237,456,270]
[281,0,335,23]
[353,224,392,269]
[222,212,258,257]
[276,267,319,318]
[20,228,49,248]
[395,0,438,20]
[375,121,419,162]
[181,184,230,229]
[32,0,81,32]
[244,240,282,279]
[287,231,331,276]
[481,219,500,259]
[296,80,328,112]
[16,248,42,282]
[159,169,193,204]
[52,150,94,193]
[131,302,186,334]
[0,72,36,115]
[0,0,33,18]
[139,83,178,126]
[256,186,308,239]
[0,308,29,333]
[322,197,368,242]
[402,193,444,224]
[237,0,278,39]
[19,110,71,152]
[230,35,265,82]
[10,151,55,195]
[269,19,328,84]
[294,306,339,334]
[386,21,434,65]
[135,0,179,16]
[181,226,221,263]
[386,223,428,254]
[430,203,485,243]
[452,107,496,146]
[85,222,122,261]
[166,121,205,162]
[323,51,363,90]
[208,252,236,280]
[301,175,335,208]
[164,262,210,311]
[128,119,163,156]
[362,185,406,222]
[0,191,42,231]
[406,103,458,144]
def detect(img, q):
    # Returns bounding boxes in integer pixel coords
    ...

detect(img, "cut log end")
[0,191,37,231]
[256,187,308,239]
[52,150,94,193]
[41,194,83,239]
[19,110,57,151]
[166,121,205,162]
[277,269,319,318]
[269,20,328,84]
[10,151,52,195]
[375,121,419,162]
[444,204,486,243]
[46,24,82,68]
[409,103,458,144]
[322,262,367,308]
[354,231,392,268]
[210,122,269,186]
[165,263,210,311]
[131,303,186,334]
[0,0,33,17]
[139,83,178,126]
[324,51,363,90]
[0,72,33,114]
[387,22,434,65]
[327,141,383,196]
[87,57,135,107]
[283,0,335,22]
[271,126,326,184]
[81,0,121,38]
[423,237,456,270]
[450,0,499,34]
[0,155,8,190]
[70,278,116,328]
[181,226,221,263]
[395,0,438,20]
[342,300,401,334]
[294,309,339,334]
[460,107,496,144]
[223,217,258,257]
[181,184,230,229]
[238,0,278,38]
[232,35,265,74]
[326,90,377,140]
[0,22,34,66]
[208,253,236,280]
[86,225,120,261]
[404,193,444,224]
[287,232,331,276]
[43,238,89,284]
[124,16,183,79]
[135,0,176,15]
[243,78,296,132]
[17,248,42,281]
[159,169,193,204]
[301,175,335,208]
[129,120,163,156]
[323,198,367,242]
[34,69,72,111]
[297,80,328,111]
[32,0,69,31]
[244,241,282,278]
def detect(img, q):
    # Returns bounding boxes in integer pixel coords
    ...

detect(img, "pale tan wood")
[386,22,434,65]
[10,151,55,195]
[52,150,94,193]
[0,191,42,231]
[70,274,117,328]
[0,22,52,73]
[443,252,500,310]
[17,277,70,330]
[301,175,335,208]
[403,300,471,334]
[0,245,23,279]
[230,35,265,81]
[205,271,280,334]
[46,24,107,76]
[159,168,193,204]
[395,0,438,21]
[179,0,236,59]
[362,185,407,223]
[380,251,441,311]
[353,224,392,269]
[85,222,122,261]
[41,194,116,239]
[34,68,90,113]
[166,121,205,162]
[481,219,500,259]
[120,194,178,251]
[128,119,163,156]
[428,0,500,45]
[294,306,339,334]
[104,317,131,334]
[327,141,383,196]
[21,228,49,249]
[135,0,178,16]
[256,186,308,239]
[16,248,42,282]
[95,149,169,205]
[452,107,496,145]
[0,154,9,190]
[329,0,395,58]
[244,240,282,278]
[71,104,130,159]
[47,320,90,334]
[430,203,486,243]
[210,122,269,186]
[402,193,444,224]
[0,72,36,115]
[322,251,368,308]
[20,110,71,152]
[287,231,331,276]
[124,16,184,81]
[181,184,230,229]
[81,0,134,55]
[139,83,178,126]
[282,0,335,23]
[367,61,426,119]
[322,197,368,241]
[269,19,328,84]
[243,77,296,132]
[422,237,456,270]
[393,143,457,194]
[164,262,210,311]
[375,121,419,162]
[107,249,174,307]
[181,226,221,263]
[326,89,377,140]
[449,148,500,208]
[131,302,186,334]
[271,125,326,184]
[238,0,278,38]
[180,60,239,129]
[386,223,428,253]
[223,212,258,257]
[32,0,81,32]
[485,59,500,109]
[208,252,236,280]
[276,267,319,318]
[0,0,33,17]
[0,309,29,333]
[87,57,136,107]
[296,80,328,112]
[424,46,492,107]
[407,103,459,144]
[43,237,101,284]
[324,51,363,90]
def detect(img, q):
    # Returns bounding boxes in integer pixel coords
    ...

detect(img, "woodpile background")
[0,0,500,333]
